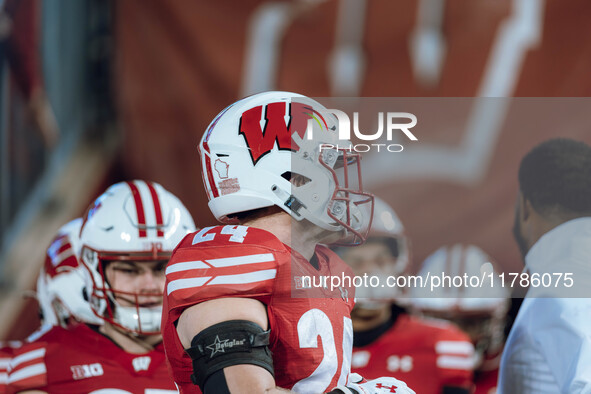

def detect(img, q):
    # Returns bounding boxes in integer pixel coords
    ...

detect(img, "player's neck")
[244,211,332,260]
[99,323,162,354]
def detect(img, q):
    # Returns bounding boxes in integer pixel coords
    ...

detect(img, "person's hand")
[331,373,416,394]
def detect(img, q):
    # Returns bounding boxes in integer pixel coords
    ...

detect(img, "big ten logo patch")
[71,363,104,380]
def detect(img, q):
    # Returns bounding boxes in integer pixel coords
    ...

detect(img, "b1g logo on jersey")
[71,363,104,380]
[239,101,315,165]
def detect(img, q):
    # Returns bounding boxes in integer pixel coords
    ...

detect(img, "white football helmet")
[199,91,374,244]
[410,244,510,361]
[36,218,103,327]
[79,180,196,335]
[335,197,411,306]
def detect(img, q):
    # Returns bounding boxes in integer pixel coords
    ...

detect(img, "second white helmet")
[37,218,103,327]
[79,180,196,335]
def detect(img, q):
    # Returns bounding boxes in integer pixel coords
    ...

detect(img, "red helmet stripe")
[147,182,165,237]
[126,181,147,237]
[202,141,219,198]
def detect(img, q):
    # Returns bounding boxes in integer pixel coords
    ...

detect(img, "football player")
[2,219,92,394]
[411,244,510,394]
[162,91,415,393]
[3,218,99,394]
[8,180,196,393]
[336,199,476,394]
[35,217,103,329]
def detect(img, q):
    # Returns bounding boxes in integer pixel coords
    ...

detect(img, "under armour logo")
[376,383,398,393]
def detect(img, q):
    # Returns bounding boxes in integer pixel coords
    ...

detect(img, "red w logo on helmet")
[239,101,313,165]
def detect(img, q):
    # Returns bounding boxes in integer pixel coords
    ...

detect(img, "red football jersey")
[351,315,475,394]
[163,225,356,393]
[0,347,8,394]
[7,323,176,394]
[1,341,22,394]
[474,369,498,394]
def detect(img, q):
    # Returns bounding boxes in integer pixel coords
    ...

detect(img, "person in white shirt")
[498,138,591,394]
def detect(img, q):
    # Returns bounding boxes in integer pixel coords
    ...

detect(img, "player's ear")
[517,191,530,222]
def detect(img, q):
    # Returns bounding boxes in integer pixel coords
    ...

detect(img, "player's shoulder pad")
[9,339,50,391]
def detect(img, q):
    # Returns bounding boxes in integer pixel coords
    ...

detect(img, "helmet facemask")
[83,245,169,336]
[321,148,374,245]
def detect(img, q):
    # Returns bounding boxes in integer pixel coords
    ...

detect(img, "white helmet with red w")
[410,244,510,360]
[199,91,374,244]
[79,180,196,335]
[37,218,103,327]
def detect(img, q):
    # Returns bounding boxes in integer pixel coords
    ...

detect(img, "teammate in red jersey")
[411,244,511,394]
[163,91,415,394]
[335,198,475,394]
[1,341,21,394]
[8,180,196,394]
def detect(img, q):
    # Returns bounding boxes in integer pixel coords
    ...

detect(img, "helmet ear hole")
[281,171,311,187]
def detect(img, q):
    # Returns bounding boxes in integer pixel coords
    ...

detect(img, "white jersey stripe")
[8,363,46,384]
[205,253,275,268]
[435,341,474,355]
[55,248,74,264]
[207,269,277,285]
[10,348,45,369]
[0,358,10,369]
[166,260,210,275]
[436,355,476,370]
[167,277,212,295]
[0,372,6,383]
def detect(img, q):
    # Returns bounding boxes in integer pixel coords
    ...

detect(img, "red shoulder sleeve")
[433,324,475,389]
[165,225,285,321]
[7,340,48,392]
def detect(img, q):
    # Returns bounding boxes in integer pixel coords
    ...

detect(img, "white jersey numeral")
[293,310,352,393]
[220,225,249,243]
[192,225,249,245]
[192,226,216,245]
